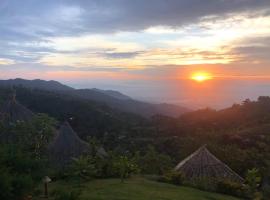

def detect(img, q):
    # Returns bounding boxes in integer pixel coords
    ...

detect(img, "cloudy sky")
[1,0,270,108]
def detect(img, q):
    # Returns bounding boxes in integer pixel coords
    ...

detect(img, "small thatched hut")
[0,93,34,124]
[175,145,244,183]
[48,122,90,166]
[48,121,107,166]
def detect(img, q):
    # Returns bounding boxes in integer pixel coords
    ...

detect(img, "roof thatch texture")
[48,122,90,166]
[175,145,244,183]
[0,94,34,124]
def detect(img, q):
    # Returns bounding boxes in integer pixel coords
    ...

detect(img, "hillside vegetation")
[1,84,270,199]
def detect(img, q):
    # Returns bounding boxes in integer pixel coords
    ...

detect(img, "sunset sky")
[1,0,270,108]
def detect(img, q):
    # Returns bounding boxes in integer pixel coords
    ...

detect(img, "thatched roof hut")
[175,145,244,183]
[0,93,34,124]
[48,122,90,166]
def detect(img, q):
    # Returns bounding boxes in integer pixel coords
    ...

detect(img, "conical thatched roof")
[175,145,244,183]
[0,93,34,124]
[48,122,90,165]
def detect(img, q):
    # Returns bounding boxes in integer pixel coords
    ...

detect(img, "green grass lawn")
[41,177,241,200]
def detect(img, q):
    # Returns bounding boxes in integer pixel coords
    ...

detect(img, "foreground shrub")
[190,177,217,192]
[0,168,35,200]
[262,185,270,200]
[245,168,262,199]
[216,179,244,197]
[160,171,185,185]
[11,174,34,199]
[0,168,12,200]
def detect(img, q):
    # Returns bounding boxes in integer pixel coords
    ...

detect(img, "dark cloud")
[1,0,269,38]
[71,0,270,32]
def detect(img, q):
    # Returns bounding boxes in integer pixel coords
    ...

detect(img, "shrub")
[11,174,34,199]
[245,168,262,199]
[216,179,244,197]
[160,171,185,185]
[0,168,12,200]
[262,185,270,200]
[191,177,217,192]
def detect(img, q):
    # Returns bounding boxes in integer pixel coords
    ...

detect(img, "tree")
[0,145,45,200]
[112,155,139,182]
[139,145,172,175]
[70,156,96,182]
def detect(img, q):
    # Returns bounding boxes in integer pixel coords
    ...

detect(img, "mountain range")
[0,78,190,117]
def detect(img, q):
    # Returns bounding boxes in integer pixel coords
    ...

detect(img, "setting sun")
[191,72,212,82]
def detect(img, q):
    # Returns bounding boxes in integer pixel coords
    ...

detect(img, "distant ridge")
[92,88,131,100]
[0,78,73,91]
[0,78,190,117]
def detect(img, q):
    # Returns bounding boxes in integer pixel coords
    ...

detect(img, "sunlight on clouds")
[39,52,147,70]
[201,14,270,37]
[164,15,270,52]
[37,14,270,68]
[0,58,15,65]
[47,35,144,52]
[141,48,236,65]
[144,26,184,34]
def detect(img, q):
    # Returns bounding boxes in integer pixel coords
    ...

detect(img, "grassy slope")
[43,177,241,200]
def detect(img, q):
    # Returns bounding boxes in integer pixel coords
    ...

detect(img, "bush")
[262,185,270,200]
[160,171,185,185]
[11,174,34,199]
[216,179,244,197]
[190,177,217,192]
[0,167,35,200]
[0,168,12,200]
[245,168,262,199]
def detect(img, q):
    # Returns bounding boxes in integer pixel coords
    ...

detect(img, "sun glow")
[191,72,212,82]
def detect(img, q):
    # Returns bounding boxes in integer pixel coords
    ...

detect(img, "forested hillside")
[0,79,190,117]
[0,86,148,139]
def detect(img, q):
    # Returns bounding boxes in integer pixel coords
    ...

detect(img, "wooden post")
[44,182,48,198]
[43,176,51,199]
